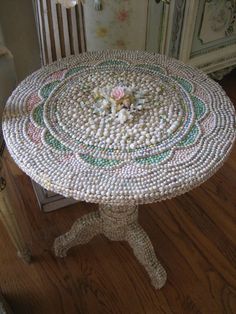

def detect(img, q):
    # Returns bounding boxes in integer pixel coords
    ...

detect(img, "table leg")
[54,203,167,289]
[125,223,167,289]
[54,211,102,257]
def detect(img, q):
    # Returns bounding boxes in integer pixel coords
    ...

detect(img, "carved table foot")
[54,211,102,257]
[126,223,167,289]
[54,204,167,289]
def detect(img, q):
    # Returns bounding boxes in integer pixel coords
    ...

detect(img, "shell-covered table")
[2,50,235,289]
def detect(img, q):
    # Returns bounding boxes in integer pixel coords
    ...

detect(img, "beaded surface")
[2,50,236,205]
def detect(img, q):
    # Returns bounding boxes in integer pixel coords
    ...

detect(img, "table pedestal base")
[54,204,167,289]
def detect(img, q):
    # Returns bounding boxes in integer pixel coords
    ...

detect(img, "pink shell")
[111,86,125,100]
[26,122,42,144]
[27,93,41,111]
[46,69,67,82]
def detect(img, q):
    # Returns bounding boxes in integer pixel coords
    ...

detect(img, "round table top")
[2,50,236,205]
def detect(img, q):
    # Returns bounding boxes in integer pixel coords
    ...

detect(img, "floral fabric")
[83,0,148,50]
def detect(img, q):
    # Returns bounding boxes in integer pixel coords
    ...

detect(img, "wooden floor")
[0,71,236,314]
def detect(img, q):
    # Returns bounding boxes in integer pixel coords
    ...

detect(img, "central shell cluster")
[45,68,184,152]
[92,84,161,124]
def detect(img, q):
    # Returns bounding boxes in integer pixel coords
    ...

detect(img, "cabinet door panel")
[146,0,187,57]
[178,0,236,73]
[146,0,166,53]
[147,0,236,73]
[191,0,236,57]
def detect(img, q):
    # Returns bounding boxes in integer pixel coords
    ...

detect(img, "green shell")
[135,64,165,74]
[80,154,120,167]
[177,125,199,147]
[191,95,206,120]
[45,130,70,152]
[97,59,130,67]
[174,77,193,93]
[64,65,88,78]
[135,150,171,165]
[32,103,45,128]
[40,81,60,99]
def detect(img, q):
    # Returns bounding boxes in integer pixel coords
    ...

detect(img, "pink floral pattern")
[115,39,126,48]
[83,0,148,51]
[47,70,67,81]
[116,9,129,22]
[26,122,42,144]
[27,93,41,111]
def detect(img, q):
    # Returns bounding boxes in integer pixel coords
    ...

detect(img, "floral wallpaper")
[83,0,148,50]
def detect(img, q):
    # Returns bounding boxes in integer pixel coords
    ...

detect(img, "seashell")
[117,109,129,124]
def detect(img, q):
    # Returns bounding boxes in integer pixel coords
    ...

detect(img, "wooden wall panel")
[34,0,86,65]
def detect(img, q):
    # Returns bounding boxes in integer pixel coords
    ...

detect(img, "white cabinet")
[167,0,236,74]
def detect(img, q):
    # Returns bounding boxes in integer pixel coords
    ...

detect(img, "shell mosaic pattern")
[2,50,235,205]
